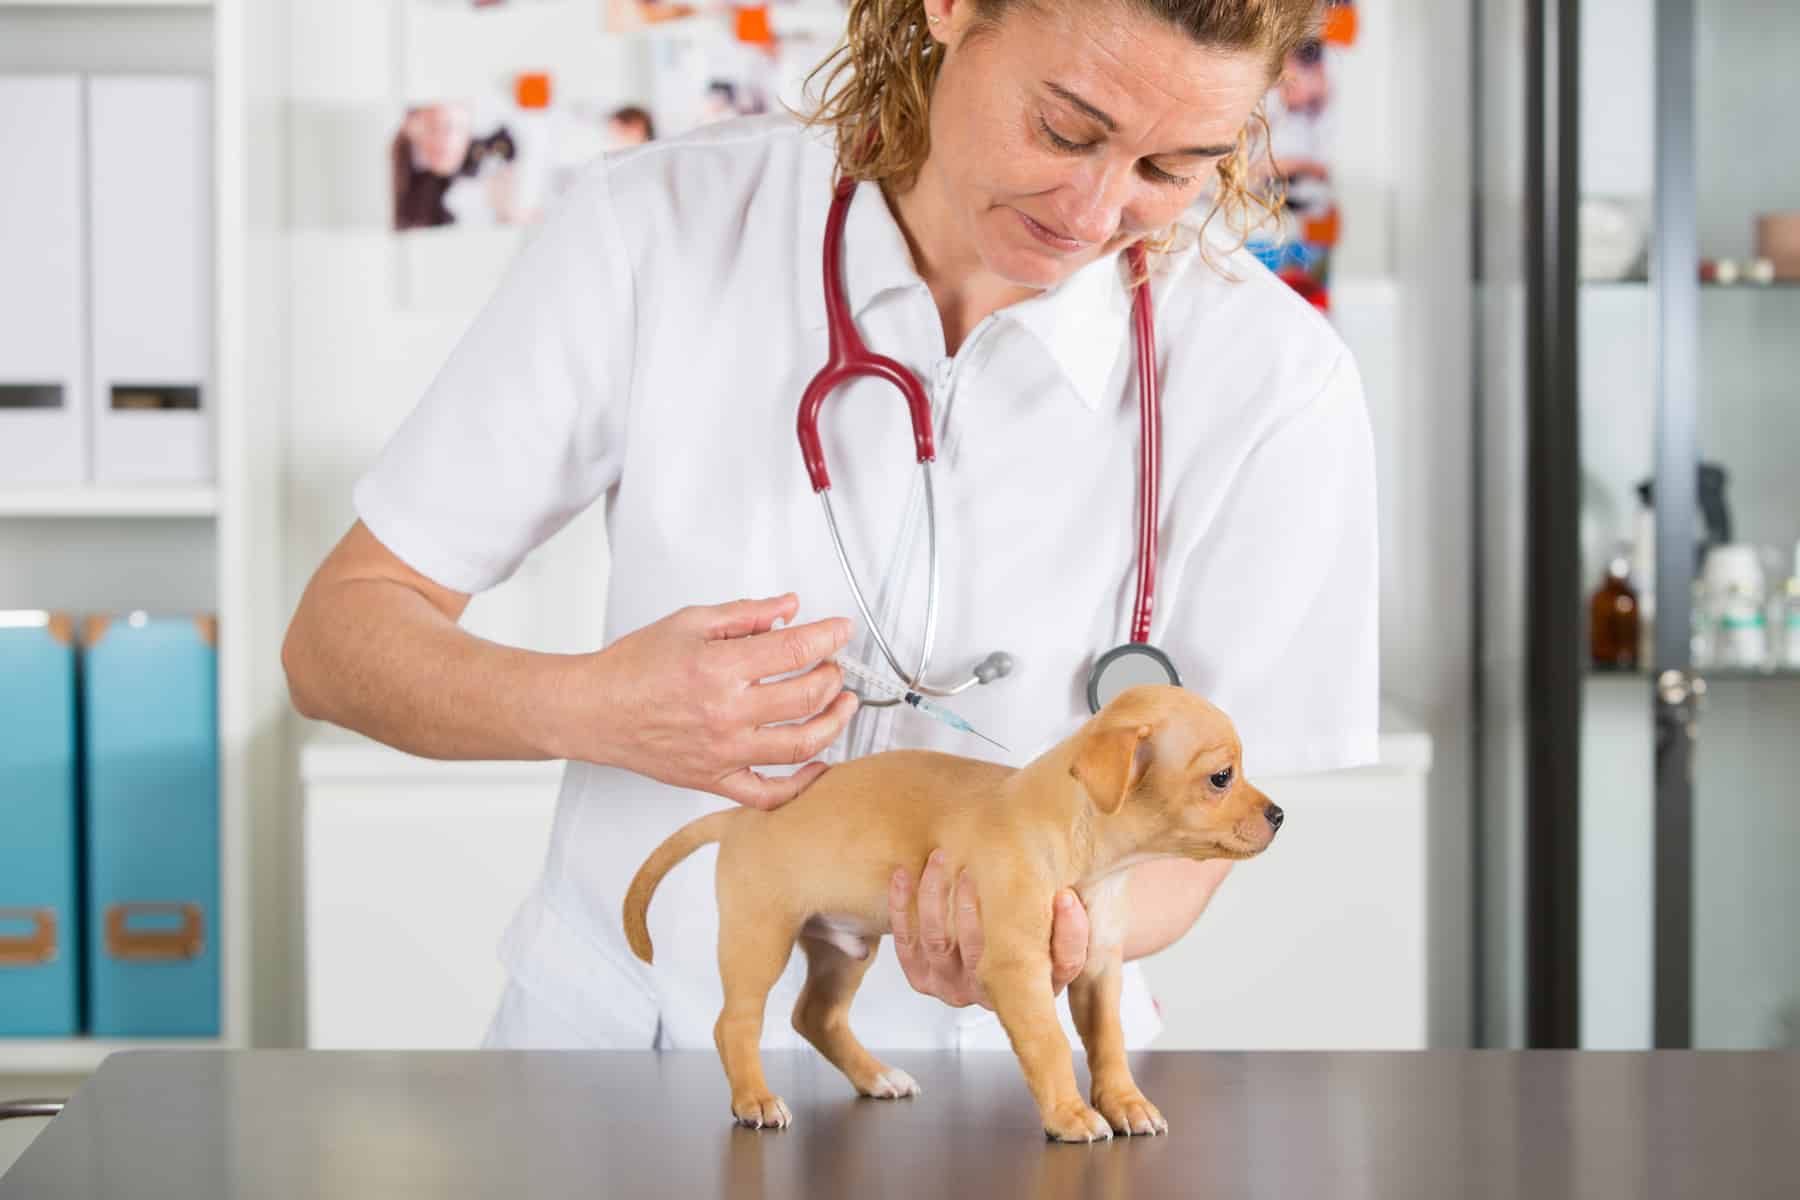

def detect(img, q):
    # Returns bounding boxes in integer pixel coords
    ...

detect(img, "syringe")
[834,654,1011,753]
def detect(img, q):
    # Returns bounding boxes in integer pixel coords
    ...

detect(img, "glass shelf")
[1583,277,1800,290]
[1586,664,1800,681]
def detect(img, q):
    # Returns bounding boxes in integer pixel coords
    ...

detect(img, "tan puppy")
[623,683,1282,1142]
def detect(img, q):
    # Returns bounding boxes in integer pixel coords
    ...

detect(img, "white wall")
[272,0,626,1046]
[269,0,1479,1048]
[1332,0,1476,1046]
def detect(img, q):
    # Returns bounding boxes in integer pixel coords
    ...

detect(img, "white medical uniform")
[352,113,1380,1053]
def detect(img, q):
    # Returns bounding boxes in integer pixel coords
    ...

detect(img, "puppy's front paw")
[1043,1099,1114,1143]
[1094,1089,1167,1137]
[731,1092,793,1130]
[858,1067,921,1100]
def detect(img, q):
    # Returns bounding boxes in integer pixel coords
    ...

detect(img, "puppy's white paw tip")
[861,1067,921,1099]
[883,1068,921,1098]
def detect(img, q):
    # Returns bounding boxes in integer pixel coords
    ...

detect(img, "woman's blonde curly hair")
[798,0,1323,277]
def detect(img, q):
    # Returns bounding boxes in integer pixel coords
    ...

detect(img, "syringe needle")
[836,655,1009,753]
[963,724,1011,753]
[905,693,1010,753]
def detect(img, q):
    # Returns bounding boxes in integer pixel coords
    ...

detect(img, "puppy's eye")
[1209,767,1234,789]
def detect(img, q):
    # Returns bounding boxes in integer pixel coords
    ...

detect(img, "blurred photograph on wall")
[1239,1,1356,313]
[644,22,833,137]
[605,0,704,31]
[392,78,614,232]
[393,100,527,231]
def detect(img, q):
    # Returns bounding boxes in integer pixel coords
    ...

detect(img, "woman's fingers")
[743,657,849,727]
[744,688,859,765]
[692,593,799,641]
[915,851,954,960]
[1048,889,1090,995]
[955,872,992,1009]
[888,866,927,986]
[716,760,834,811]
[731,615,854,682]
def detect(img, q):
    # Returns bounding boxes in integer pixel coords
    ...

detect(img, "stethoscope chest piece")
[1087,642,1182,715]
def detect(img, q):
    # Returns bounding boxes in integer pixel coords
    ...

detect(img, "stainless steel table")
[3,1050,1797,1198]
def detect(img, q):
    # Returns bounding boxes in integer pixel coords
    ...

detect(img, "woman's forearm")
[283,559,581,763]
[1122,858,1234,961]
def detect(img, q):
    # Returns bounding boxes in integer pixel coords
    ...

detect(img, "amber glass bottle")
[1589,548,1641,669]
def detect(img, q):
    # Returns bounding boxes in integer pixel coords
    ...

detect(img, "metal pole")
[1650,0,1698,1050]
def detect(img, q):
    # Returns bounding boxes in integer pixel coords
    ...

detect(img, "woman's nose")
[1058,159,1138,246]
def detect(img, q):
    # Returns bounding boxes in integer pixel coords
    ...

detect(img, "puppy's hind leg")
[791,935,920,1101]
[715,904,802,1130]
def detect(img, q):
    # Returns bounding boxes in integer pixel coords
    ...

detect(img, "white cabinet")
[302,709,1432,1051]
[301,735,558,1050]
[1139,705,1434,1050]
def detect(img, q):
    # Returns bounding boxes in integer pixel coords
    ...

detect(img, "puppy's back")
[719,748,1014,924]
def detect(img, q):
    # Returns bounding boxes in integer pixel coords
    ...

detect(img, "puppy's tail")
[623,808,745,964]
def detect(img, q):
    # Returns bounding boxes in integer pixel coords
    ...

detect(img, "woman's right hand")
[563,593,860,810]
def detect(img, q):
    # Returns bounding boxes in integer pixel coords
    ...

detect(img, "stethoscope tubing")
[799,174,1162,707]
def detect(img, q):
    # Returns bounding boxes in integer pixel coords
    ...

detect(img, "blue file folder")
[0,613,80,1036]
[82,613,219,1037]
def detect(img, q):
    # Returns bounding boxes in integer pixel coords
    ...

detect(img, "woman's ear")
[1069,723,1153,815]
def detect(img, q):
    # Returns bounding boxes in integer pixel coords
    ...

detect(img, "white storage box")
[0,77,88,486]
[86,76,213,484]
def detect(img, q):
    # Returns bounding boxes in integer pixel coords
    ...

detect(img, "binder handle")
[105,902,204,962]
[0,908,57,965]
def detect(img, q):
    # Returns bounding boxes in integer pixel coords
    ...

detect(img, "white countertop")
[300,703,1433,781]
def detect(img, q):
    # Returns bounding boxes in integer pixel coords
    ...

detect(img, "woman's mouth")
[1014,209,1086,254]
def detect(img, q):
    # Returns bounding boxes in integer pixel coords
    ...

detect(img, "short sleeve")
[1162,349,1380,777]
[352,157,636,594]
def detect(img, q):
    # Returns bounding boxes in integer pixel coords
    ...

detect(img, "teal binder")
[0,613,80,1036]
[82,613,219,1037]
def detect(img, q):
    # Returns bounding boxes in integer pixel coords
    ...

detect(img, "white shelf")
[0,1,211,8]
[0,1037,229,1075]
[0,0,285,1069]
[0,486,218,518]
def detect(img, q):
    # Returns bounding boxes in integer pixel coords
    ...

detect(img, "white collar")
[998,247,1136,413]
[799,172,1138,413]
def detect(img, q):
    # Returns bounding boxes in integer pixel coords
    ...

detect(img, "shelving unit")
[1588,665,1800,681]
[0,0,287,1075]
[0,1,212,8]
[1480,0,1800,1052]
[1585,278,1800,289]
[0,487,219,519]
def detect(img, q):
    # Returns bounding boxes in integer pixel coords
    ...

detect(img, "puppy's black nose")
[1264,804,1284,831]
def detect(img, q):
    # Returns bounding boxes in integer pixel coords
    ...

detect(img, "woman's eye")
[1209,767,1234,789]
[1038,117,1089,152]
[1141,160,1195,188]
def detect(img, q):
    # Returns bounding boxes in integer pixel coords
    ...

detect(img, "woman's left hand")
[888,849,1089,1009]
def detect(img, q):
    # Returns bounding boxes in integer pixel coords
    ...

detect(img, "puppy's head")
[1067,684,1281,861]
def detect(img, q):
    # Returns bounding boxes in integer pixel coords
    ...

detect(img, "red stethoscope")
[796,174,1181,716]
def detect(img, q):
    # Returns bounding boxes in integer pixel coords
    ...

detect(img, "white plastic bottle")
[1704,545,1766,670]
[1784,542,1800,671]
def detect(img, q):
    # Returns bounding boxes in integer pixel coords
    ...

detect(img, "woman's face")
[924,0,1273,288]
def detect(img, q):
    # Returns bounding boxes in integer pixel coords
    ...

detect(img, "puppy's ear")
[1070,723,1153,815]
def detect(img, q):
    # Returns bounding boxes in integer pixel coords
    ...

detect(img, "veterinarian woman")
[283,0,1377,1053]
